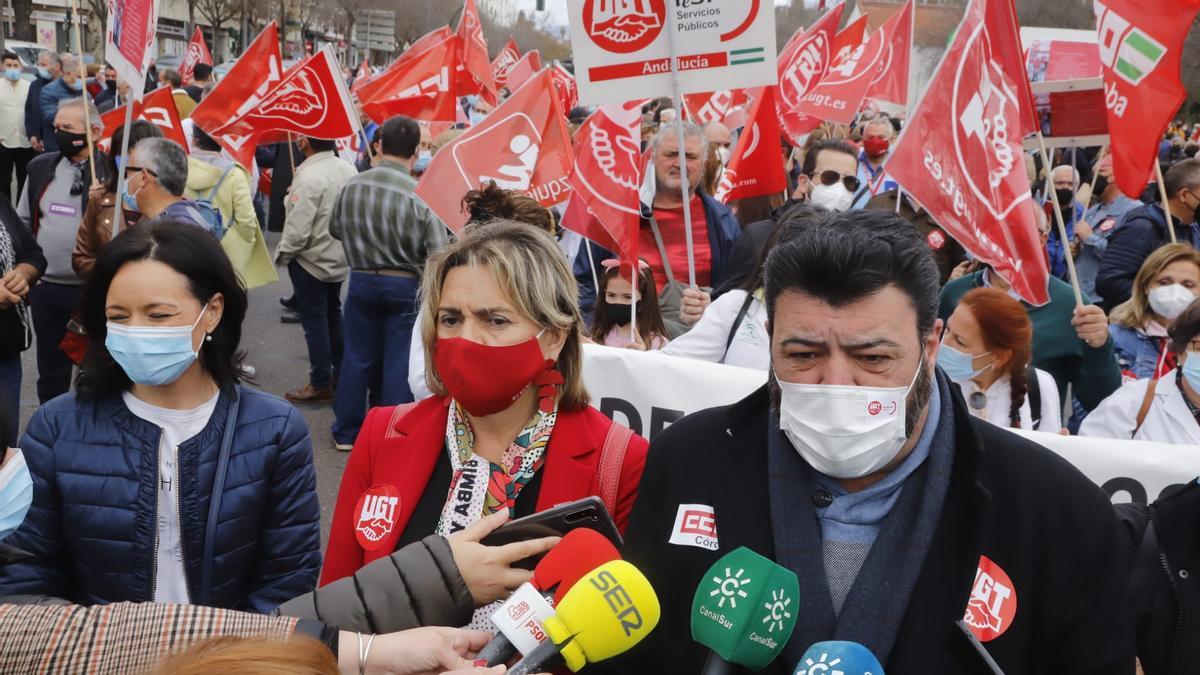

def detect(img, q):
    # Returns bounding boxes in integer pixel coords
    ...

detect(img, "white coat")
[1078,369,1200,444]
[662,290,770,371]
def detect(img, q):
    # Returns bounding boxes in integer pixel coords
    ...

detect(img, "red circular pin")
[354,484,402,551]
[963,555,1018,642]
[927,230,946,250]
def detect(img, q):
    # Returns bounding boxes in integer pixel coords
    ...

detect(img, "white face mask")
[776,355,924,479]
[716,146,731,165]
[1148,284,1197,322]
[809,181,854,212]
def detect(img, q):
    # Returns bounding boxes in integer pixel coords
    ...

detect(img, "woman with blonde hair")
[322,222,647,628]
[1109,243,1200,379]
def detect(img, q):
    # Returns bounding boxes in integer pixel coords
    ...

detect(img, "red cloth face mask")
[863,136,890,159]
[433,333,562,416]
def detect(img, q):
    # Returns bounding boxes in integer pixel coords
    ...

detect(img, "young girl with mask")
[0,220,322,610]
[1109,244,1200,380]
[322,222,648,628]
[590,259,669,351]
[938,288,1062,432]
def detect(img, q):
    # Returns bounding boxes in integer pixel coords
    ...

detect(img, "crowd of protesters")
[0,46,1197,674]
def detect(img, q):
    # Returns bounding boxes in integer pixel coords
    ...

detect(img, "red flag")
[565,102,645,261]
[984,0,1039,137]
[179,26,213,85]
[885,0,1049,305]
[551,63,578,113]
[864,0,914,107]
[775,4,845,143]
[191,23,282,135]
[357,60,370,80]
[492,37,521,88]
[1095,0,1200,197]
[353,26,453,97]
[682,91,750,126]
[210,48,360,170]
[98,86,189,150]
[791,13,873,126]
[716,88,788,203]
[456,0,497,104]
[357,34,460,123]
[504,50,542,93]
[416,70,574,233]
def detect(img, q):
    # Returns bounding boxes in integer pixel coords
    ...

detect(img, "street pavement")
[16,233,351,547]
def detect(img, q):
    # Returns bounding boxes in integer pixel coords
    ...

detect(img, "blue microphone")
[793,641,885,675]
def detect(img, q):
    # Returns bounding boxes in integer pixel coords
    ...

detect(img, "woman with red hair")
[937,287,1063,431]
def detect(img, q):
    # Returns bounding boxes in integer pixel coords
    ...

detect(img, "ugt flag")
[791,13,874,126]
[416,69,574,233]
[716,87,788,204]
[493,38,521,88]
[356,32,460,123]
[456,0,498,104]
[1094,0,1200,198]
[191,22,283,144]
[864,0,914,107]
[565,101,645,261]
[885,0,1049,306]
[98,86,188,150]
[775,3,846,144]
[180,26,213,85]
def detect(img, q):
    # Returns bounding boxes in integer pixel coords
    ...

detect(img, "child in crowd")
[591,259,670,351]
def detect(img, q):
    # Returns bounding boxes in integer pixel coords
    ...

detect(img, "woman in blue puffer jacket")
[0,219,322,611]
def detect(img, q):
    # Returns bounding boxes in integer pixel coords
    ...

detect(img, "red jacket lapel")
[535,406,601,512]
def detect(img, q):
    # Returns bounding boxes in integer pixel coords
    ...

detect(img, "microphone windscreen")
[793,641,885,675]
[543,559,661,671]
[531,527,621,604]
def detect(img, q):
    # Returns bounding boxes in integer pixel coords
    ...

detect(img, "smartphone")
[480,496,623,569]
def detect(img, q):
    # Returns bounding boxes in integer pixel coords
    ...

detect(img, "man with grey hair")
[17,96,106,402]
[126,137,215,231]
[633,121,740,336]
[1044,164,1085,282]
[25,50,61,153]
[38,54,90,154]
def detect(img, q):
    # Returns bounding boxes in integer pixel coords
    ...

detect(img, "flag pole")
[1035,131,1084,308]
[663,2,697,289]
[68,0,97,187]
[287,132,297,175]
[1154,162,1177,244]
[112,102,136,237]
[1084,144,1108,205]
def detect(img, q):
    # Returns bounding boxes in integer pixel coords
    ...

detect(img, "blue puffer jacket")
[0,386,322,612]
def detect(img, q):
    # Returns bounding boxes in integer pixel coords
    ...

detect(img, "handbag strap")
[722,292,756,363]
[646,216,676,284]
[201,385,241,602]
[597,422,633,518]
[1133,377,1159,438]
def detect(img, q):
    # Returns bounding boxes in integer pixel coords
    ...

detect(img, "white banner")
[565,0,777,106]
[581,344,1199,505]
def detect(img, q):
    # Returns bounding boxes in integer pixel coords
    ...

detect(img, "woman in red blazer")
[322,222,648,615]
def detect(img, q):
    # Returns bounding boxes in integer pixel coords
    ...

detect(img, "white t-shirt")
[955,368,1062,432]
[122,390,220,603]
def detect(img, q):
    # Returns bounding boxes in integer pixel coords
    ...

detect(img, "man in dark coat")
[608,210,1134,674]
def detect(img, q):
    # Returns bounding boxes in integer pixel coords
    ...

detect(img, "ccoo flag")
[885,0,1050,306]
[1094,0,1200,197]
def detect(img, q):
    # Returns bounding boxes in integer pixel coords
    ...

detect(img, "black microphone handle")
[474,632,518,667]
[700,650,735,675]
[508,638,566,675]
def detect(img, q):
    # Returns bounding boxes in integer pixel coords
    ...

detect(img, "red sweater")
[321,396,648,586]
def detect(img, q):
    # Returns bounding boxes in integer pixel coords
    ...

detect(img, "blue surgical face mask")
[121,181,140,211]
[105,303,210,386]
[3,68,19,82]
[938,342,993,382]
[36,66,50,80]
[0,450,32,541]
[469,109,486,126]
[69,77,83,91]
[414,150,432,173]
[1184,351,1200,393]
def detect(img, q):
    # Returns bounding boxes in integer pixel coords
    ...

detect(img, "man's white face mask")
[810,181,855,212]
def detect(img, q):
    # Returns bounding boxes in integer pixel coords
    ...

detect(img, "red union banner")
[716,87,787,204]
[791,13,874,126]
[493,38,521,87]
[505,50,543,93]
[864,0,914,107]
[456,0,498,104]
[416,70,574,233]
[191,23,282,136]
[179,26,213,85]
[1094,0,1200,198]
[105,0,158,98]
[357,33,460,123]
[97,86,188,150]
[886,0,1050,306]
[774,4,844,143]
[565,101,645,260]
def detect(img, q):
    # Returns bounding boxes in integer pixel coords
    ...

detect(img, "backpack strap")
[1133,377,1160,438]
[1025,366,1042,430]
[722,292,756,363]
[646,216,676,284]
[596,422,633,518]
[208,164,238,201]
